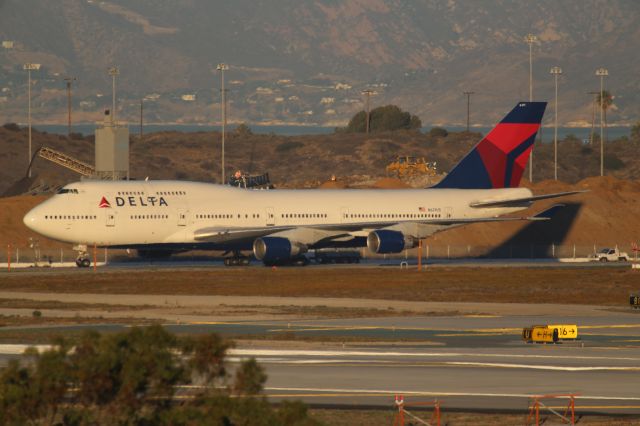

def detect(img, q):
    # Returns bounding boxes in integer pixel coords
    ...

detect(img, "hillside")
[1,1,639,125]
[0,124,638,196]
[2,176,639,259]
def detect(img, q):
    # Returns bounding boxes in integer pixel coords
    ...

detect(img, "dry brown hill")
[1,125,639,197]
[2,176,638,258]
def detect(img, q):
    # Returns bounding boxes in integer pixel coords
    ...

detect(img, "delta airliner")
[24,102,581,266]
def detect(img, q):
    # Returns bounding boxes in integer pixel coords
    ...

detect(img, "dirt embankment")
[1,268,638,306]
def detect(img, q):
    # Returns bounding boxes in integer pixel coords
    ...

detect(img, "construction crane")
[36,146,95,176]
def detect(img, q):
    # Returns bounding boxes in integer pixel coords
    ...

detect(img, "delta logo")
[99,197,111,208]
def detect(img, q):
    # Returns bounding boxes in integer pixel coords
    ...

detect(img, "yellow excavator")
[386,156,437,178]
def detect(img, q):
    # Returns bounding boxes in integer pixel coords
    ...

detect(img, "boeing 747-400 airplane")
[24,101,581,266]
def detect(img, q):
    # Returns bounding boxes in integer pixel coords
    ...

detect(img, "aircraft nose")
[23,206,41,233]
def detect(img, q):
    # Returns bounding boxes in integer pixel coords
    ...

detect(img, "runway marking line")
[265,387,640,402]
[229,348,640,362]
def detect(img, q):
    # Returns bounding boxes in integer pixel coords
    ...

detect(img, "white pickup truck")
[593,247,629,262]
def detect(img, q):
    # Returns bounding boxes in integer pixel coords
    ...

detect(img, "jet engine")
[367,230,417,254]
[253,237,308,264]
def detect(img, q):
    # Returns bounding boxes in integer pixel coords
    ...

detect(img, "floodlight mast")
[64,77,77,137]
[23,63,41,178]
[108,66,119,124]
[217,63,229,183]
[596,67,608,177]
[550,66,562,181]
[525,34,537,182]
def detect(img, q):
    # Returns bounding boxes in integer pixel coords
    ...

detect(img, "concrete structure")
[95,112,129,180]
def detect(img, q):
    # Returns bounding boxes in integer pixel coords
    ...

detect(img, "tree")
[235,122,253,137]
[233,357,267,396]
[596,90,614,138]
[344,105,421,133]
[631,121,640,142]
[429,127,448,138]
[0,327,318,425]
[0,360,39,425]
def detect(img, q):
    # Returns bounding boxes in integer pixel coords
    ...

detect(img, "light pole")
[217,63,229,183]
[108,66,119,124]
[362,89,374,134]
[23,63,41,178]
[550,67,562,181]
[64,77,77,137]
[463,91,474,132]
[596,68,608,177]
[525,34,537,182]
[139,98,144,141]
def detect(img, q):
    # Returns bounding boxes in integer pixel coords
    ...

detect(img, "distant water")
[34,123,631,141]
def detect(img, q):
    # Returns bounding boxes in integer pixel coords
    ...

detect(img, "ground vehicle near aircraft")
[385,156,437,178]
[593,247,629,262]
[24,102,582,267]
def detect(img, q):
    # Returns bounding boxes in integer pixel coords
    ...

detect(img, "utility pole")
[525,34,537,182]
[362,89,374,134]
[23,63,41,178]
[596,68,608,177]
[108,66,119,124]
[64,77,76,137]
[463,91,474,132]
[139,99,144,141]
[550,67,562,181]
[217,63,229,183]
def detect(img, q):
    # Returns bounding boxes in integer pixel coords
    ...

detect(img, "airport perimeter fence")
[0,243,637,267]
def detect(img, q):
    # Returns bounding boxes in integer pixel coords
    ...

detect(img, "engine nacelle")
[367,230,417,254]
[253,237,307,262]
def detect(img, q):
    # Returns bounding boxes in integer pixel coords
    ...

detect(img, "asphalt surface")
[2,312,640,415]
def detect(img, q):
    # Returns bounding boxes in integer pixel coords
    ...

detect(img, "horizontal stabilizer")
[529,204,566,220]
[469,190,586,208]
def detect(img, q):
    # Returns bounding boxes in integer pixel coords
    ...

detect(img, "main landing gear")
[223,252,251,266]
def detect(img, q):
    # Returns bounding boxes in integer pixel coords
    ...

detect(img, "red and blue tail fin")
[434,102,546,189]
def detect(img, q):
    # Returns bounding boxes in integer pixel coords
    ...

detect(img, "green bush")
[2,123,20,131]
[429,127,448,138]
[276,141,303,152]
[0,326,318,425]
[343,105,421,133]
[604,153,625,170]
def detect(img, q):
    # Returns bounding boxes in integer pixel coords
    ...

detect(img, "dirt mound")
[0,195,66,250]
[318,180,348,189]
[435,175,640,251]
[372,177,410,189]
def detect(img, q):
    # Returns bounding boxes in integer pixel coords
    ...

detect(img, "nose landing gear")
[73,244,91,268]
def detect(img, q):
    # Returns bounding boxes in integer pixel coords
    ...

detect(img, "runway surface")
[2,311,640,415]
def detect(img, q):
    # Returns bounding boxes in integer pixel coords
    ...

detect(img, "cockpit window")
[57,188,79,194]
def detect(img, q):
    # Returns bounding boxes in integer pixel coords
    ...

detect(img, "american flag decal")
[418,206,426,212]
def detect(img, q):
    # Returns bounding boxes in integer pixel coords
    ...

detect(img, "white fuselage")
[23,180,532,248]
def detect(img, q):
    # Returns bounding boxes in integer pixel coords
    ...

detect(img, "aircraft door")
[105,211,116,227]
[444,207,453,219]
[265,207,275,226]
[340,207,349,223]
[177,209,188,226]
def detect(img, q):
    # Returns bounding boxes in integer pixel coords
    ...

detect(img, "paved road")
[229,345,640,415]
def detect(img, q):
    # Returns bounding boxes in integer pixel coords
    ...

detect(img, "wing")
[469,190,586,208]
[192,204,563,245]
